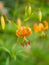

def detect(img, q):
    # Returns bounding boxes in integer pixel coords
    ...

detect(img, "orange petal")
[34,23,39,33]
[16,26,26,37]
[38,23,44,31]
[44,21,48,30]
[25,27,32,36]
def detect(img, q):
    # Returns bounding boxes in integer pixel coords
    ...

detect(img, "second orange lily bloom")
[34,21,48,33]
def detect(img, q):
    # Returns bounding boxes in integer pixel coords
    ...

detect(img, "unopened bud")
[28,5,31,15]
[1,16,5,30]
[38,10,42,22]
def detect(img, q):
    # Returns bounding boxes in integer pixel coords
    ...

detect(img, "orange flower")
[16,26,32,38]
[34,21,48,33]
[16,18,32,37]
[44,21,48,30]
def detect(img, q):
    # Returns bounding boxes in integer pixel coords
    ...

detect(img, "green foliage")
[0,0,49,65]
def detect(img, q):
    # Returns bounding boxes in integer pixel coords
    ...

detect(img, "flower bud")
[38,10,42,22]
[1,16,5,30]
[28,5,31,15]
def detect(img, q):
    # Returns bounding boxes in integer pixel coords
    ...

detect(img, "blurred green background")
[0,0,49,65]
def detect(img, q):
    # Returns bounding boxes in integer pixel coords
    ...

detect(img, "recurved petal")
[34,23,39,33]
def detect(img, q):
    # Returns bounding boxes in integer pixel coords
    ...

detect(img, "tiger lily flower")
[16,18,32,38]
[34,21,48,33]
[16,26,32,38]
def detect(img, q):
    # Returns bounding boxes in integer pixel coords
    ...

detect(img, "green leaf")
[5,57,9,65]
